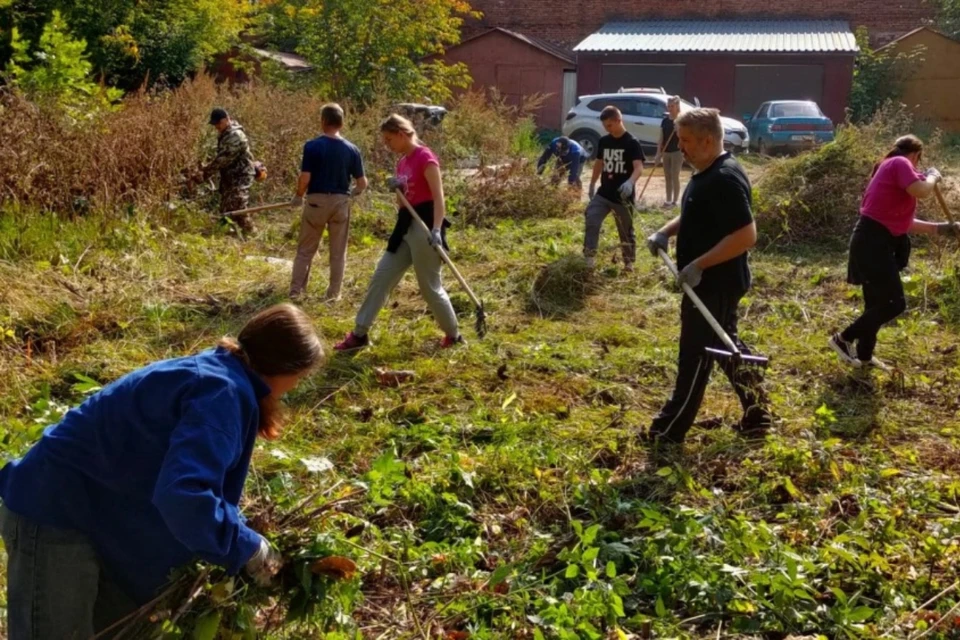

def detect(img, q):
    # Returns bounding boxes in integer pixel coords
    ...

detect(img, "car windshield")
[770,102,821,118]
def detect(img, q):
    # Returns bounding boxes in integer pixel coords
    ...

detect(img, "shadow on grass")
[815,371,883,440]
[526,253,602,319]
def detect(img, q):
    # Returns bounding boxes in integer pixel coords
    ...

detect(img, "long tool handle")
[636,129,676,202]
[658,249,740,356]
[222,201,296,217]
[395,190,483,309]
[934,185,959,237]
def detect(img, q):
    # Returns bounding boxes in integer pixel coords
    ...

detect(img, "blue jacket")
[537,137,587,184]
[0,347,267,603]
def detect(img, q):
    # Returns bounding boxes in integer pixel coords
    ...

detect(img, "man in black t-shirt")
[644,108,772,444]
[584,106,645,270]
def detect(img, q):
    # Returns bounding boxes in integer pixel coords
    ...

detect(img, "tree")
[256,0,478,104]
[4,10,122,114]
[1,0,250,90]
[933,0,960,38]
[848,26,924,123]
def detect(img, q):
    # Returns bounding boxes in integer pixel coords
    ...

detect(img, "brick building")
[464,0,933,48]
[439,0,933,127]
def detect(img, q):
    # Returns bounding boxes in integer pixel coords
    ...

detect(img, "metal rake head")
[474,302,488,339]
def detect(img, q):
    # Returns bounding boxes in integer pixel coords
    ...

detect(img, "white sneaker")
[585,256,596,269]
[861,356,890,371]
[829,334,861,367]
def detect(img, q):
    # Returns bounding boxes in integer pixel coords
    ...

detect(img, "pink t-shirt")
[860,156,925,236]
[396,145,440,207]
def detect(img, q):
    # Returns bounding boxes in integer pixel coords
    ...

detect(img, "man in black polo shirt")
[584,106,645,270]
[644,108,772,444]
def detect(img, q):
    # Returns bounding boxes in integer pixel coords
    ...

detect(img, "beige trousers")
[290,193,351,299]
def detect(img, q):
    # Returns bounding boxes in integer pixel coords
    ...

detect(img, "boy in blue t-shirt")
[290,103,368,301]
[537,136,587,189]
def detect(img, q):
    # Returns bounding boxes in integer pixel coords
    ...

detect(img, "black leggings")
[841,217,909,361]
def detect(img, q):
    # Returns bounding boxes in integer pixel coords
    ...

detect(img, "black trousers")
[650,290,768,443]
[841,217,909,361]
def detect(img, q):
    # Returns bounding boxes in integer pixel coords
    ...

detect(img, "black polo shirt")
[676,153,753,294]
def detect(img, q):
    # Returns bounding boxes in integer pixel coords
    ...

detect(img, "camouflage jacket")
[206,122,255,183]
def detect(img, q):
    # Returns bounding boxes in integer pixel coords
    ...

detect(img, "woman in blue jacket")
[0,303,324,638]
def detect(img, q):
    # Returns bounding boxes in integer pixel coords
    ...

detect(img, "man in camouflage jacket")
[203,108,256,233]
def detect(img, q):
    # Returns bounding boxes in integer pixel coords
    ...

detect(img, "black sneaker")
[829,334,861,368]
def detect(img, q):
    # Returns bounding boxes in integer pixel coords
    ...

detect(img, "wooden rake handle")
[636,128,677,202]
[395,189,483,310]
[934,184,959,230]
[221,201,297,217]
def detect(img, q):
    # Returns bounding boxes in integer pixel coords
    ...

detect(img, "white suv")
[562,92,749,159]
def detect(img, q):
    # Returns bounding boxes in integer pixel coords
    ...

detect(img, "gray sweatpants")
[584,194,636,264]
[354,227,459,338]
[663,151,684,203]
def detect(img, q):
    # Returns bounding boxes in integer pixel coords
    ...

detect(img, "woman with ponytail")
[0,304,324,638]
[830,135,957,369]
[335,114,463,351]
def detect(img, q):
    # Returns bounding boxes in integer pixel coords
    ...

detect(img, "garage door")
[734,65,823,120]
[601,64,685,95]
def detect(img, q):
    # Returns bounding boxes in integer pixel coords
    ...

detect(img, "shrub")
[754,103,948,246]
[448,160,580,227]
[0,76,554,226]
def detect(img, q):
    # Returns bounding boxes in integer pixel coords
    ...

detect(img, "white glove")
[618,181,634,200]
[245,536,282,586]
[429,228,443,248]
[588,183,596,199]
[926,168,942,183]
[387,177,403,191]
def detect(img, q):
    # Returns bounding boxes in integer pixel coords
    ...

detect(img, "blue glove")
[429,228,443,248]
[677,262,703,288]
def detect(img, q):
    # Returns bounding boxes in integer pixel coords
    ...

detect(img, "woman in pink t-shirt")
[829,135,955,369]
[335,114,462,351]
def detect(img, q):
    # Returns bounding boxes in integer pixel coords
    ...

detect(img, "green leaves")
[191,610,221,640]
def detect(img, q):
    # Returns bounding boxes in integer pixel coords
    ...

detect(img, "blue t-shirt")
[300,134,365,195]
[0,347,269,604]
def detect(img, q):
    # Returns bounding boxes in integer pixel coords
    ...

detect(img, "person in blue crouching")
[0,303,324,638]
[537,136,588,190]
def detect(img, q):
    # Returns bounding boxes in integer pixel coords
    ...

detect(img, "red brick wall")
[465,0,933,48]
[438,30,574,129]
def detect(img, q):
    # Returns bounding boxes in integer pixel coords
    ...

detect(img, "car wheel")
[572,130,601,160]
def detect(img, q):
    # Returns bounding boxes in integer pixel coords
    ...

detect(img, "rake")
[658,249,769,367]
[395,189,488,338]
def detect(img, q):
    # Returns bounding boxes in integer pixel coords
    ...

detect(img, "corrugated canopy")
[573,20,858,54]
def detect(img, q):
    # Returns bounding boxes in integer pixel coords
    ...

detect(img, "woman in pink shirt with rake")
[830,135,956,369]
[335,114,463,351]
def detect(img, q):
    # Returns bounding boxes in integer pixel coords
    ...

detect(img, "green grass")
[1,195,959,639]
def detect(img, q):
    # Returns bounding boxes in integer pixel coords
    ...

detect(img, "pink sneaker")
[440,335,466,349]
[334,331,370,351]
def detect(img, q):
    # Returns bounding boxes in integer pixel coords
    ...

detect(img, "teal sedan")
[744,101,835,155]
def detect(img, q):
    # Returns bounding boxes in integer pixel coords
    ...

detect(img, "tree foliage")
[256,0,478,104]
[932,0,960,38]
[848,26,924,123]
[4,10,122,115]
[1,0,250,89]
